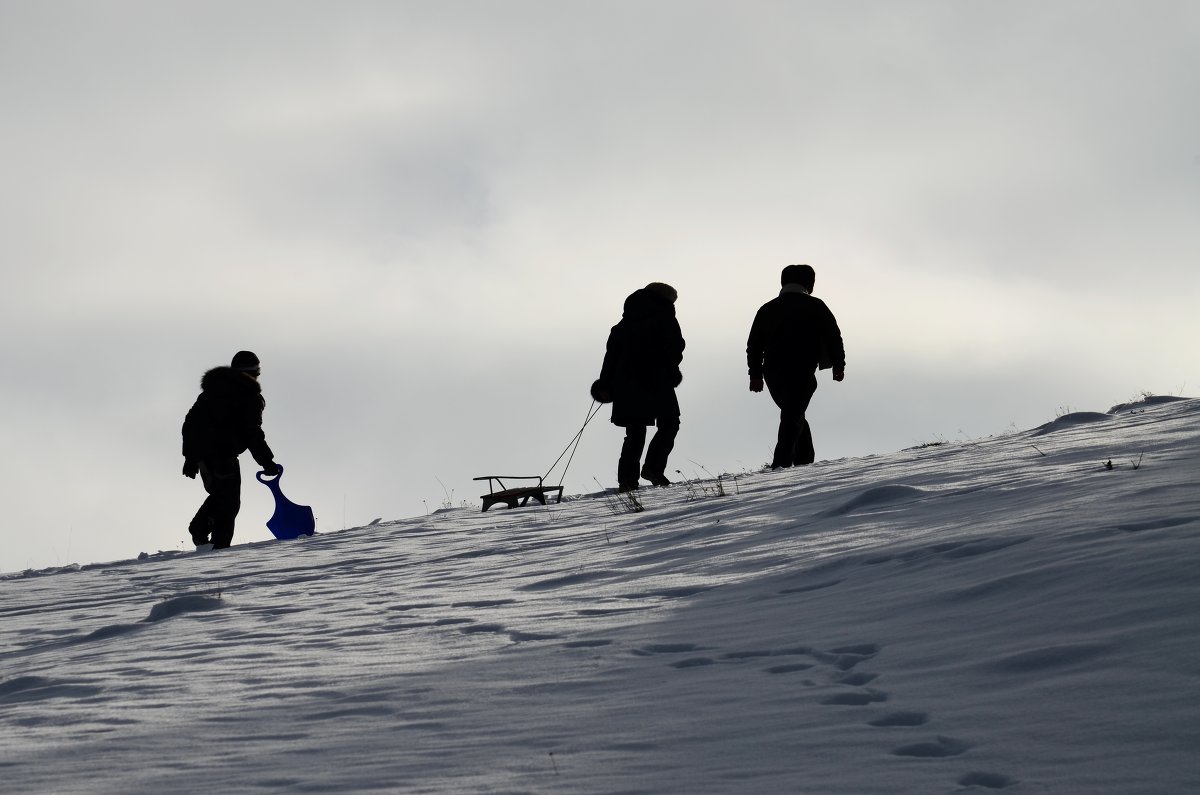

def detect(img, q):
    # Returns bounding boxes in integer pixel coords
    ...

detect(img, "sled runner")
[256,465,316,539]
[474,475,563,512]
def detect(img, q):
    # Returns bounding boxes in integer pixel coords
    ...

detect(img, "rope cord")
[544,400,603,486]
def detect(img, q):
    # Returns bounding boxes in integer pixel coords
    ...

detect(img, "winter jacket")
[182,367,275,466]
[594,288,685,426]
[747,289,845,381]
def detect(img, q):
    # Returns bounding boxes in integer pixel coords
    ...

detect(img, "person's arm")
[592,323,623,402]
[670,317,685,386]
[824,304,846,382]
[243,395,277,470]
[747,307,766,392]
[181,397,204,477]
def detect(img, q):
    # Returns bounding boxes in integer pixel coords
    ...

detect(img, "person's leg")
[789,373,819,466]
[791,373,818,465]
[793,417,815,466]
[188,483,215,547]
[642,416,679,485]
[189,459,226,545]
[765,377,799,468]
[618,425,648,490]
[200,458,241,549]
[766,373,818,468]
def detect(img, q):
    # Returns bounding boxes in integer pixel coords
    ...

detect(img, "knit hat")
[231,350,261,372]
[644,282,678,303]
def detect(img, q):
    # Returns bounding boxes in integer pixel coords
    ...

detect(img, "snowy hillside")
[2,397,1198,794]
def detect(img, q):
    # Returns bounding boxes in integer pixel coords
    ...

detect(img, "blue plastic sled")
[256,465,316,540]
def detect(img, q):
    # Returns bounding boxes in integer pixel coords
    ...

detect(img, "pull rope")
[544,400,603,487]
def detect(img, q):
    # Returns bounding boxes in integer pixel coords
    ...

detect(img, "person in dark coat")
[747,264,845,469]
[182,350,279,549]
[591,283,685,491]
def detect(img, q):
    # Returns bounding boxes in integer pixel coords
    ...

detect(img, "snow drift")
[2,396,1198,794]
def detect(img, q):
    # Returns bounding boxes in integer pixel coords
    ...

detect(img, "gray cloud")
[2,2,1197,571]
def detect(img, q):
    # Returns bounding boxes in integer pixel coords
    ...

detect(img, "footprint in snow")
[627,643,718,669]
[507,630,559,642]
[813,643,880,671]
[958,771,1017,789]
[778,579,842,594]
[451,599,517,608]
[631,643,702,656]
[868,710,929,727]
[891,735,970,758]
[457,623,559,642]
[764,663,815,674]
[830,643,881,656]
[615,585,711,601]
[821,688,889,706]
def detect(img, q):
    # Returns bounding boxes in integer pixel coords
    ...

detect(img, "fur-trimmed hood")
[182,367,272,465]
[622,287,677,322]
[200,366,262,399]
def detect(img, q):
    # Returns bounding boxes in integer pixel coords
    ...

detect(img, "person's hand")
[182,459,199,479]
[261,461,280,477]
[833,369,845,382]
[750,378,764,393]
[590,379,613,404]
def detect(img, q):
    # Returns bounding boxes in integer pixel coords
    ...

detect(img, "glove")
[182,459,199,479]
[260,460,280,477]
[590,379,612,404]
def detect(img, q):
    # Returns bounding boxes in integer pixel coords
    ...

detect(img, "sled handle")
[256,464,284,484]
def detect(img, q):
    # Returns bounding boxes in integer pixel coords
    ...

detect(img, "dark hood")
[200,366,262,398]
[622,288,675,322]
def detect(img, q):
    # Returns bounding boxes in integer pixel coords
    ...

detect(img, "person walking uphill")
[747,264,845,469]
[591,283,685,491]
[182,351,279,550]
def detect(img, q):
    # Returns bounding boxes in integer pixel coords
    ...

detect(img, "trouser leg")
[190,458,241,548]
[766,373,818,468]
[793,417,815,466]
[643,417,679,479]
[189,500,211,546]
[618,425,648,488]
[772,410,800,469]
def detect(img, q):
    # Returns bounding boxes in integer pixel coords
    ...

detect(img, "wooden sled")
[474,475,564,512]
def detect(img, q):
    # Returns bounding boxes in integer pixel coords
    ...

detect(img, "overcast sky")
[2,1,1197,572]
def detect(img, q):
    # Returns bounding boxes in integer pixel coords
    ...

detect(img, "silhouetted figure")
[591,283,685,491]
[747,265,845,468]
[182,351,278,549]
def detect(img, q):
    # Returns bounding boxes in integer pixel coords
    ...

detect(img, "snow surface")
[2,397,1198,794]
